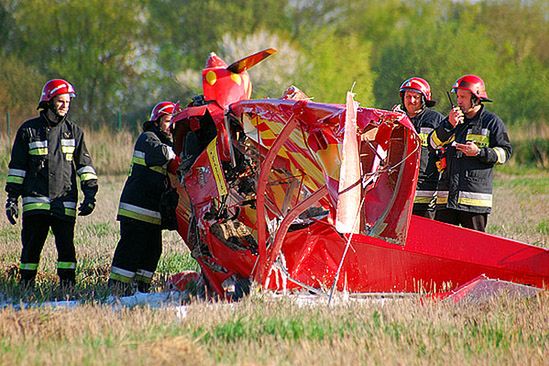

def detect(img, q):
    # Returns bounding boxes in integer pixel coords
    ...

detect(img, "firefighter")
[428,75,512,231]
[4,79,98,288]
[108,101,180,294]
[396,77,444,219]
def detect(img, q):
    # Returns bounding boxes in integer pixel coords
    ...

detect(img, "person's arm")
[479,117,512,165]
[143,133,176,167]
[428,117,456,152]
[5,127,28,200]
[74,128,98,215]
[5,126,29,224]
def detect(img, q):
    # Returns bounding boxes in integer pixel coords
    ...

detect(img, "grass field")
[0,129,548,365]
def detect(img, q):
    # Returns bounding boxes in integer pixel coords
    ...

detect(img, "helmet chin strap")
[471,95,480,107]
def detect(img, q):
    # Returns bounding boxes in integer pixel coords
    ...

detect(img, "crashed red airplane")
[168,48,548,299]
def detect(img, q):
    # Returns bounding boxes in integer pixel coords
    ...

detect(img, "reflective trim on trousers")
[457,191,492,207]
[135,269,154,284]
[110,266,135,283]
[57,261,76,270]
[20,262,39,270]
[110,272,133,284]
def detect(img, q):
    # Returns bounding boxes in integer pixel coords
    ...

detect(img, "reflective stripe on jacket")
[117,124,175,225]
[428,106,512,213]
[410,108,444,209]
[5,112,98,221]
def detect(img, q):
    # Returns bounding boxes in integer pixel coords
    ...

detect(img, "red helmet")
[39,79,76,104]
[399,77,436,107]
[149,101,176,121]
[452,74,492,102]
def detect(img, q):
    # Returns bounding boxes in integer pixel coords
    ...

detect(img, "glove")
[78,199,95,216]
[5,197,19,225]
[168,155,182,175]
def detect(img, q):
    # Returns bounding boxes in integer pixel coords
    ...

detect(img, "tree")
[9,0,155,125]
[297,30,375,105]
[373,3,500,113]
[147,0,292,72]
[0,55,44,132]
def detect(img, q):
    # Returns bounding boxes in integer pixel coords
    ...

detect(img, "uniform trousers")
[20,214,76,285]
[110,219,162,292]
[435,208,488,232]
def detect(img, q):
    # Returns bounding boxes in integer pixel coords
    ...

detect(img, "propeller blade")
[227,48,277,73]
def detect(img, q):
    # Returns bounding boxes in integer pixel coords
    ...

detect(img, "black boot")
[136,281,151,293]
[58,269,76,291]
[19,269,36,290]
[108,278,134,297]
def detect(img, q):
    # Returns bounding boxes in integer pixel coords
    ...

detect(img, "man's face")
[52,94,71,117]
[456,89,474,114]
[403,90,423,117]
[159,114,172,134]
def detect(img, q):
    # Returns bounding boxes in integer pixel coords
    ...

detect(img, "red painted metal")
[254,111,300,284]
[260,185,329,285]
[169,50,549,299]
[272,216,548,292]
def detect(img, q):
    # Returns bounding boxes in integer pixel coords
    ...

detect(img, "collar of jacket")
[40,110,66,127]
[464,105,485,125]
[143,120,173,145]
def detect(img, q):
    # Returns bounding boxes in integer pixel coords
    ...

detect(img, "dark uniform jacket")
[5,112,98,221]
[410,108,444,209]
[428,106,512,214]
[117,122,175,225]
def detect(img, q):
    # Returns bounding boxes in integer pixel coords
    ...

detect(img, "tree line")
[0,0,547,131]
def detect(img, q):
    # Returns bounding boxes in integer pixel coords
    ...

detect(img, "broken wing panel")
[356,109,421,245]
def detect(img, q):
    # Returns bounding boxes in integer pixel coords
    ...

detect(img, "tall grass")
[1,121,548,172]
[0,294,547,365]
[1,127,138,176]
[507,123,549,168]
[0,125,547,365]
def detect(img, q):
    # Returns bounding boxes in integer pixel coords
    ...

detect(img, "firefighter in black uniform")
[108,101,180,294]
[396,77,444,219]
[5,79,98,288]
[428,74,512,231]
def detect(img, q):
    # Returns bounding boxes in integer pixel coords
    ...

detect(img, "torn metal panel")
[169,49,549,300]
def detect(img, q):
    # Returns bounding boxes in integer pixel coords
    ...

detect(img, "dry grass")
[0,129,548,365]
[490,170,549,246]
[0,305,208,365]
[1,128,137,176]
[0,294,546,365]
[507,123,549,142]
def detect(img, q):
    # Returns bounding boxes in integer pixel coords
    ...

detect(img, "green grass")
[157,252,200,274]
[536,219,549,235]
[0,138,548,364]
